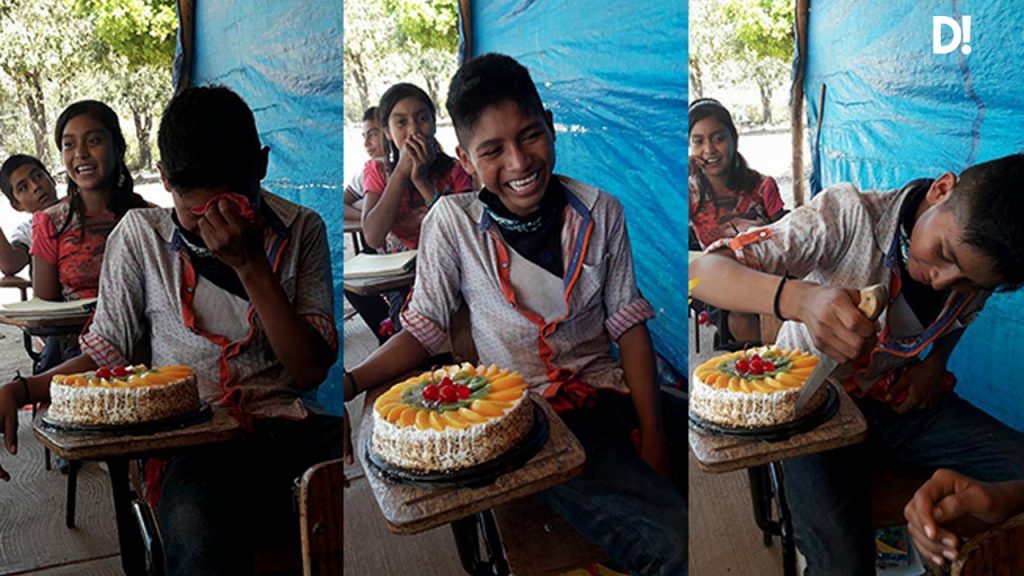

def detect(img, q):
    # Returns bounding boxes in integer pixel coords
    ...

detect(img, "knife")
[793,284,888,413]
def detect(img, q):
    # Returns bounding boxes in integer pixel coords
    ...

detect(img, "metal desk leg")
[748,463,797,576]
[451,510,511,576]
[107,458,145,576]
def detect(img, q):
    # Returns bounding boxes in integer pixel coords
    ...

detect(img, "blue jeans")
[536,392,688,576]
[783,394,1024,575]
[156,413,343,576]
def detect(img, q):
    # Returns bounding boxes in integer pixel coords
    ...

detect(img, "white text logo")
[933,16,972,55]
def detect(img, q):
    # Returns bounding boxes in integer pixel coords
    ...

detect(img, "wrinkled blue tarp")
[468,1,688,373]
[177,1,344,414]
[806,1,1024,429]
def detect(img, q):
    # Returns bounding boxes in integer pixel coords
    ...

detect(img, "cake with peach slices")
[370,363,533,473]
[690,346,824,428]
[48,365,200,426]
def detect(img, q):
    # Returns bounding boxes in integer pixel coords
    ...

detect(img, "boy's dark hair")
[0,154,50,203]
[363,106,378,123]
[950,154,1024,291]
[688,97,762,193]
[158,85,262,196]
[54,100,146,238]
[446,53,546,145]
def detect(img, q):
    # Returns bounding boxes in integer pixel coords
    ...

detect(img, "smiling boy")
[691,154,1024,574]
[0,155,59,275]
[345,53,687,574]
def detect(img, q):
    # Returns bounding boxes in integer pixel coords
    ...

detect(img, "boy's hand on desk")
[197,199,265,272]
[792,283,877,363]
[889,357,946,414]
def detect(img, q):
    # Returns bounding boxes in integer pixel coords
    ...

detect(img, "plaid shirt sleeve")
[599,195,655,341]
[400,198,464,355]
[708,183,867,278]
[79,213,147,367]
[293,211,338,357]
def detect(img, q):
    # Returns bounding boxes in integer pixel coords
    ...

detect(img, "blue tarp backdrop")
[806,1,1024,429]
[468,0,689,373]
[178,1,344,414]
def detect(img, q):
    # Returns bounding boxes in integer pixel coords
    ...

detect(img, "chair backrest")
[299,459,343,576]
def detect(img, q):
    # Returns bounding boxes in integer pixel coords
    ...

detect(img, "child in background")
[359,83,473,334]
[0,155,59,275]
[343,106,385,223]
[688,98,785,342]
[346,54,686,575]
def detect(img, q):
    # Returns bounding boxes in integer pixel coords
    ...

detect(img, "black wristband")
[14,370,29,407]
[773,275,791,321]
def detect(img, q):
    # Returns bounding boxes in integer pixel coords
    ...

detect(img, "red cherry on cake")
[96,367,113,379]
[422,385,440,401]
[112,366,129,378]
[750,354,761,363]
[749,359,765,375]
[439,386,459,403]
[440,376,454,389]
[735,359,750,373]
[764,362,776,372]
[455,385,471,399]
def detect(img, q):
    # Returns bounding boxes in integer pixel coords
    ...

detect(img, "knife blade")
[793,284,888,413]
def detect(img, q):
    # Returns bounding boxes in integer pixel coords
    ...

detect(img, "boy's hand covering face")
[196,197,264,270]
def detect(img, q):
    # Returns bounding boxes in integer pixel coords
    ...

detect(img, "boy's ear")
[257,146,270,180]
[9,197,23,212]
[455,145,476,177]
[157,162,172,192]
[544,109,555,143]
[926,172,958,206]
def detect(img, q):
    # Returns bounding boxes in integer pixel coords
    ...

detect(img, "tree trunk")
[758,80,773,125]
[22,71,49,166]
[131,106,153,170]
[689,56,703,100]
[348,52,370,116]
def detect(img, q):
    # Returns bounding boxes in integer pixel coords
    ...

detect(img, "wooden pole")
[792,0,810,206]
[459,0,474,63]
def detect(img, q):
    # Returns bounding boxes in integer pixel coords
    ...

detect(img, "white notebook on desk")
[0,297,98,318]
[344,251,417,280]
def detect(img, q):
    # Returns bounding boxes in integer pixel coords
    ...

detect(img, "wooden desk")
[34,408,243,576]
[343,272,416,297]
[0,275,31,301]
[358,395,585,535]
[688,380,868,576]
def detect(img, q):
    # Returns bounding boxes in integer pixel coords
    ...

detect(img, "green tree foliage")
[0,0,90,165]
[344,0,459,123]
[75,0,177,169]
[722,0,793,124]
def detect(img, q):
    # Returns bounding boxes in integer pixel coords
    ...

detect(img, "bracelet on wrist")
[344,370,357,401]
[773,275,792,321]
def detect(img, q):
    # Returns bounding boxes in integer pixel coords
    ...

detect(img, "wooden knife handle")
[857,284,888,321]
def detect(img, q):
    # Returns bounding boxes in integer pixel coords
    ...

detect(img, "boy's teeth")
[509,172,538,190]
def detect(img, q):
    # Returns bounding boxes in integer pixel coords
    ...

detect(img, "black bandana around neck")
[480,178,567,278]
[172,211,249,300]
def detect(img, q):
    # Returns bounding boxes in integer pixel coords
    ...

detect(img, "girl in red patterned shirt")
[31,100,150,303]
[688,98,785,342]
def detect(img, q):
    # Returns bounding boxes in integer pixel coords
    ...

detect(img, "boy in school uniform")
[0,154,60,275]
[345,53,687,575]
[690,154,1024,574]
[0,85,341,576]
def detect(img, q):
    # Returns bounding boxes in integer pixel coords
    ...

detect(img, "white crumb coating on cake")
[690,372,826,428]
[371,392,534,472]
[48,375,201,426]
